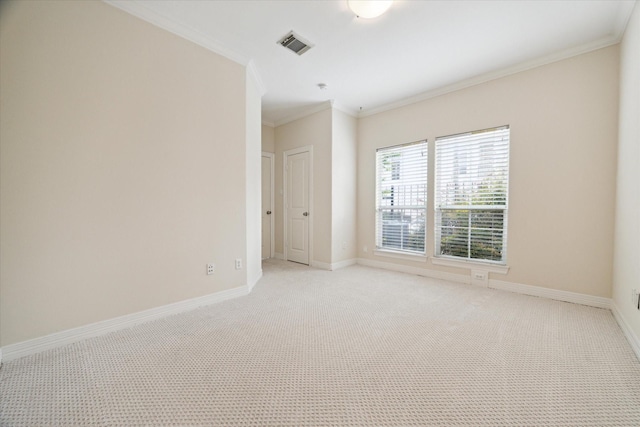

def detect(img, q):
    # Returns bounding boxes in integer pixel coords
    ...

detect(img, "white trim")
[374,249,427,262]
[104,0,634,127]
[262,152,275,259]
[611,300,640,362]
[331,100,358,118]
[489,279,611,309]
[247,60,266,97]
[275,101,333,127]
[247,270,263,292]
[310,260,332,271]
[283,146,314,266]
[311,258,357,271]
[431,257,510,274]
[359,37,622,119]
[262,120,276,128]
[357,258,470,284]
[357,258,611,310]
[1,286,249,362]
[104,1,249,66]
[307,147,315,267]
[271,100,357,128]
[331,258,357,270]
[273,252,284,260]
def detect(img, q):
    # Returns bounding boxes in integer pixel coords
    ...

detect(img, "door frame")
[283,145,313,265]
[262,152,275,259]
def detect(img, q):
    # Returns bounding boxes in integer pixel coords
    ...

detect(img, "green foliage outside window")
[438,175,507,262]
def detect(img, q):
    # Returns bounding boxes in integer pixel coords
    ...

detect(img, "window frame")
[434,126,510,265]
[375,140,428,257]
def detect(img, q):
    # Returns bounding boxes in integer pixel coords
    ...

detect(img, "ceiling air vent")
[278,31,313,56]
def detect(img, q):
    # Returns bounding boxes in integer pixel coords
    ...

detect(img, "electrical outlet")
[235,258,242,270]
[207,263,215,275]
[471,270,488,287]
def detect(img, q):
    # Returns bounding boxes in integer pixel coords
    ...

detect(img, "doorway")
[283,146,313,265]
[261,152,274,260]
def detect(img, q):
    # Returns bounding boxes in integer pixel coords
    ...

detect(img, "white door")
[286,150,310,265]
[261,154,273,259]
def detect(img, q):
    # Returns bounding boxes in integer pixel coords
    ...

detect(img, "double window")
[374,126,510,264]
[375,141,428,254]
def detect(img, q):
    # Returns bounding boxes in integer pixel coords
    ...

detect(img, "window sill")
[374,249,427,262]
[431,257,509,274]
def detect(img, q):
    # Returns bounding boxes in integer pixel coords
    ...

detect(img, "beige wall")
[613,3,640,338]
[331,110,358,264]
[0,0,630,350]
[262,124,275,153]
[273,106,358,267]
[274,107,333,263]
[0,1,253,345]
[357,46,619,297]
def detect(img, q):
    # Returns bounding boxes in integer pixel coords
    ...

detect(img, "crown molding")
[104,0,635,125]
[331,100,359,118]
[359,35,622,119]
[270,99,359,128]
[274,100,334,127]
[103,0,250,66]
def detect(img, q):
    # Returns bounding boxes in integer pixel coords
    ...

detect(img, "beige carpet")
[1,259,639,426]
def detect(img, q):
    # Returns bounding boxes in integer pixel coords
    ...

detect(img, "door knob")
[266,211,272,215]
[303,212,308,216]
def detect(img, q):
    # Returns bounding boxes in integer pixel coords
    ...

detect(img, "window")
[376,141,428,254]
[435,126,509,263]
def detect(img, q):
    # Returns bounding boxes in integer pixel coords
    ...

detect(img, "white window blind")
[435,126,509,263]
[376,141,427,254]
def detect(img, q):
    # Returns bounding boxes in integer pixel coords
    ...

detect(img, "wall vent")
[278,31,313,56]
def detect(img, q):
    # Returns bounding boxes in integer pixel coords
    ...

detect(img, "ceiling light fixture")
[347,0,393,19]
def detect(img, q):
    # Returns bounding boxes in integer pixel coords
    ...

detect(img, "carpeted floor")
[1,259,640,426]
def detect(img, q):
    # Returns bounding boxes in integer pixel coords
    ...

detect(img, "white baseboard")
[611,301,640,362]
[247,270,263,292]
[272,254,355,271]
[332,258,357,270]
[489,279,611,309]
[1,285,249,363]
[356,258,470,284]
[2,261,627,364]
[311,258,357,271]
[357,258,611,309]
[310,260,332,270]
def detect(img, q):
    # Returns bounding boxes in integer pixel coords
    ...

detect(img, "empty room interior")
[1,0,639,425]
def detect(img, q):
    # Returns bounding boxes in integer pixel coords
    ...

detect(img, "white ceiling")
[107,0,636,126]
